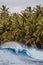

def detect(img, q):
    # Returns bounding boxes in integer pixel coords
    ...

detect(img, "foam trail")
[27,48,43,60]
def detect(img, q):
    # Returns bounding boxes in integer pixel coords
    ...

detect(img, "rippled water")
[0,42,43,65]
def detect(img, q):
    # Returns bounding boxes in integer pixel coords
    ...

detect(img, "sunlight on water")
[0,42,43,65]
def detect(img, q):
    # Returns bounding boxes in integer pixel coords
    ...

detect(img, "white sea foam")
[0,42,43,65]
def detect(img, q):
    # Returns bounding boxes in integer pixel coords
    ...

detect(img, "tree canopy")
[0,5,43,48]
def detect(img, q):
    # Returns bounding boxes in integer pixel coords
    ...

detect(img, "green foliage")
[0,5,43,46]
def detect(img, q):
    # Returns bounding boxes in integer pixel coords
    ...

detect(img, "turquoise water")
[0,42,43,65]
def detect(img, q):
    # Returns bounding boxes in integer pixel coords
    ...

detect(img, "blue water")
[0,42,43,65]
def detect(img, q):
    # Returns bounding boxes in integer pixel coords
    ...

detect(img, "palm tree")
[0,5,9,19]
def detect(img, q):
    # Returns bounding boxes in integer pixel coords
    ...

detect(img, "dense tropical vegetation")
[0,5,43,49]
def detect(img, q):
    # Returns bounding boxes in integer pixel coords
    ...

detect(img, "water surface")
[0,42,43,65]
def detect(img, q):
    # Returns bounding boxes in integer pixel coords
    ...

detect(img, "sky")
[0,0,43,13]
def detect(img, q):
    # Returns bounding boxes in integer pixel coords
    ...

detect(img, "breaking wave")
[0,42,43,65]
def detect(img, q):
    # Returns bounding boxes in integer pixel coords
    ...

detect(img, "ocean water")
[0,42,43,65]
